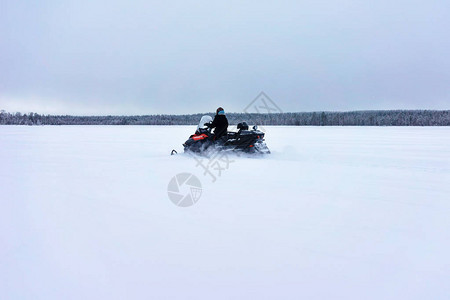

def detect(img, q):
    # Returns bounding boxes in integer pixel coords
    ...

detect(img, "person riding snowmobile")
[181,113,270,154]
[207,107,228,140]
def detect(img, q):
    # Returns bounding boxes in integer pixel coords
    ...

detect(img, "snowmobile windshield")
[197,115,213,131]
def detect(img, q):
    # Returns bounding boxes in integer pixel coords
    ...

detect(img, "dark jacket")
[209,114,228,139]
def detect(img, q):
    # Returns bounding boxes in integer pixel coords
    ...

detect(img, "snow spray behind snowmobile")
[182,115,270,154]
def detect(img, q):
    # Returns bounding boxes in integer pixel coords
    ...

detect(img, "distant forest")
[1,110,449,126]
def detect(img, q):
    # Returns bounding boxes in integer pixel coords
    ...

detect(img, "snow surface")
[1,125,449,300]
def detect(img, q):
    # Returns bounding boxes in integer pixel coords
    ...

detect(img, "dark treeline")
[1,110,449,126]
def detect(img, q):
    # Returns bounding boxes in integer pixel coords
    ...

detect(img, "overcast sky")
[1,0,449,115]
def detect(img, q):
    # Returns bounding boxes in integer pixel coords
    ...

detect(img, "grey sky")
[1,0,449,115]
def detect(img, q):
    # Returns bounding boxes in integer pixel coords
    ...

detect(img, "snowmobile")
[182,115,270,154]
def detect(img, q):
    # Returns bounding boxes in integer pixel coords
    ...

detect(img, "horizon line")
[1,108,449,117]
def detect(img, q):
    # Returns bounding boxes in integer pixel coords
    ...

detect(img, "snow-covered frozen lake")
[1,125,449,300]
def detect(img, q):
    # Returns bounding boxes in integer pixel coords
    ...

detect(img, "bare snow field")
[1,125,449,300]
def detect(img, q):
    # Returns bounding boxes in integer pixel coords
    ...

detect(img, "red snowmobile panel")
[191,134,208,141]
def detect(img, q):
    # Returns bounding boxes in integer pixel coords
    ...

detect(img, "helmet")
[216,107,224,115]
[237,122,248,130]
